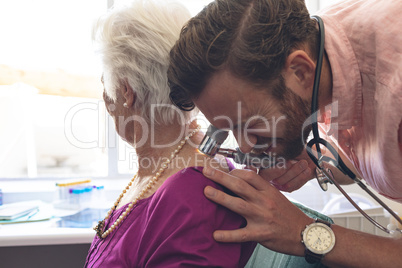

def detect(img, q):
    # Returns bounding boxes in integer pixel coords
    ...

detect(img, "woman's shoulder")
[147,156,237,205]
[153,165,222,199]
[150,165,243,224]
[141,166,255,268]
[167,166,220,190]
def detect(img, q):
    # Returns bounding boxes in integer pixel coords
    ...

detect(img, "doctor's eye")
[169,90,195,111]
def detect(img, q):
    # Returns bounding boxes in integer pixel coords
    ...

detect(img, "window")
[0,0,108,179]
[0,90,108,178]
[0,0,216,181]
[0,0,340,181]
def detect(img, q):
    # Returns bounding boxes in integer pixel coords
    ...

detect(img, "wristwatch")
[301,219,335,264]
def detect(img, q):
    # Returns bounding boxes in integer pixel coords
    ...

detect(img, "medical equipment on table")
[198,15,402,237]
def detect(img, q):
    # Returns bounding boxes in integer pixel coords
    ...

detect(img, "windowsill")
[0,177,130,247]
[0,219,94,247]
[0,177,128,204]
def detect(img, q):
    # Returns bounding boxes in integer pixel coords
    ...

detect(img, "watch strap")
[303,218,333,264]
[305,248,323,264]
[316,218,331,227]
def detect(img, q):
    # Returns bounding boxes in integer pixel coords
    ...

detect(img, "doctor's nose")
[234,132,257,154]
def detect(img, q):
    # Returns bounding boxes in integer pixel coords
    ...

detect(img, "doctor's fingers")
[203,167,271,199]
[229,169,270,191]
[212,227,258,243]
[262,160,313,192]
[260,160,304,181]
[204,186,256,218]
[272,171,312,192]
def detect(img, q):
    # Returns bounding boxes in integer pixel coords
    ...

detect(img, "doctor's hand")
[202,167,312,256]
[259,150,316,192]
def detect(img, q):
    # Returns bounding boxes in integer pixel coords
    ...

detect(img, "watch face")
[303,222,336,254]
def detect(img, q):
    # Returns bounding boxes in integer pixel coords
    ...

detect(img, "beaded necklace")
[94,125,201,239]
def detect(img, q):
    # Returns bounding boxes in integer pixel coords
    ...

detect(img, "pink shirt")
[318,0,402,201]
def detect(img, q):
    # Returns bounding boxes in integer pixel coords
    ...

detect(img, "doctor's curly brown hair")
[168,0,318,111]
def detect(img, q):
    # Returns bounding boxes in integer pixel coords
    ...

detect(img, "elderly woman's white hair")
[93,0,196,125]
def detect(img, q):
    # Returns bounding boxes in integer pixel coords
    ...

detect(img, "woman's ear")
[119,78,136,107]
[282,50,315,100]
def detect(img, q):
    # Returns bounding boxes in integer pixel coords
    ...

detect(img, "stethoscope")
[307,15,401,237]
[198,15,402,237]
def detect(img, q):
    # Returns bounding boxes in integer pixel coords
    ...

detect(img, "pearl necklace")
[94,125,201,239]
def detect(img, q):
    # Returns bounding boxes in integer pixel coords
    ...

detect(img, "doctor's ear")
[282,50,315,100]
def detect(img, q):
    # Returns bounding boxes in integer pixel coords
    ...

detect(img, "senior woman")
[85,0,255,267]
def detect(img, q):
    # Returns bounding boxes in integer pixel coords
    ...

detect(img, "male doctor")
[168,0,402,266]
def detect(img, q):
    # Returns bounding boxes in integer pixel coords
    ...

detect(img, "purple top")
[84,166,256,267]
